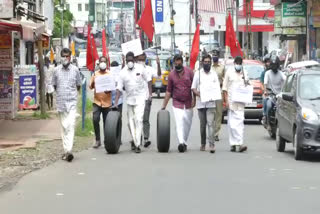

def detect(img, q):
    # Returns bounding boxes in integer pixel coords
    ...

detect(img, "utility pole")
[249,1,252,57]
[120,0,124,44]
[189,0,192,65]
[60,0,64,47]
[235,0,239,39]
[169,0,175,55]
[245,0,249,58]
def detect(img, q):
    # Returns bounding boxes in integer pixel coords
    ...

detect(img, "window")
[66,4,70,10]
[283,74,294,93]
[85,4,89,11]
[78,4,82,11]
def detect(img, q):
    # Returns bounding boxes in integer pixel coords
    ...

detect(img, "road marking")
[291,187,301,190]
[269,168,276,171]
[283,168,293,172]
[56,193,64,196]
[91,158,97,161]
[309,186,317,190]
[78,172,85,175]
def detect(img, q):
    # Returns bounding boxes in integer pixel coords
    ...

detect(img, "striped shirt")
[52,64,82,112]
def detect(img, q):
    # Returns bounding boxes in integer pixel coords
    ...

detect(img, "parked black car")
[276,68,320,160]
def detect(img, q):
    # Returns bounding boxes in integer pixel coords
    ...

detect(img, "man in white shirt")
[222,56,248,153]
[192,55,221,153]
[114,52,152,153]
[135,53,161,148]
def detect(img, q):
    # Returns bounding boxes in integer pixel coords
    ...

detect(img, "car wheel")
[157,110,170,153]
[104,111,121,154]
[276,125,286,152]
[293,130,303,160]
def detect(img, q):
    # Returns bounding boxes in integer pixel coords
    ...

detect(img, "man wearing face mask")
[53,48,82,162]
[211,53,225,142]
[192,54,220,153]
[89,56,113,148]
[162,54,196,153]
[114,52,152,153]
[135,53,161,148]
[264,55,285,125]
[222,56,248,153]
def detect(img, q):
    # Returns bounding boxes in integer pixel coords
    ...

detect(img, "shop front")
[0,19,46,119]
[309,0,320,61]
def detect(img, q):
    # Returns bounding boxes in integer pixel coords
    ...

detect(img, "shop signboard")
[312,1,320,28]
[0,0,13,18]
[19,75,38,110]
[281,2,306,35]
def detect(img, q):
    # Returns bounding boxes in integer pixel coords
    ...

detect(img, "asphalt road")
[1,83,320,213]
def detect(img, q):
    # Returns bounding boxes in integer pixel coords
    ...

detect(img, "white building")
[66,0,107,31]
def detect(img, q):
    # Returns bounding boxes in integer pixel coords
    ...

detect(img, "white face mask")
[235,64,242,72]
[127,61,134,69]
[62,58,70,67]
[99,62,107,70]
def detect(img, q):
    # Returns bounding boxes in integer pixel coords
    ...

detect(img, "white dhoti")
[58,108,77,153]
[172,107,193,145]
[127,102,145,147]
[227,110,245,146]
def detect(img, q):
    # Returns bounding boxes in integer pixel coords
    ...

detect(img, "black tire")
[293,130,303,160]
[104,111,121,154]
[157,110,170,152]
[276,125,286,152]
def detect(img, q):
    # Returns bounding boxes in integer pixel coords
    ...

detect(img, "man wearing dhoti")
[222,56,248,152]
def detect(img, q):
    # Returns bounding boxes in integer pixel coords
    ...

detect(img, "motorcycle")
[263,90,277,139]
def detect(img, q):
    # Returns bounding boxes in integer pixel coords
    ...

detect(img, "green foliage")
[52,0,74,38]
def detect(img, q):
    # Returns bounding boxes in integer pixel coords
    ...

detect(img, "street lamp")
[55,5,65,47]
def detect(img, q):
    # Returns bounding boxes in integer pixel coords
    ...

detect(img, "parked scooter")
[263,89,277,139]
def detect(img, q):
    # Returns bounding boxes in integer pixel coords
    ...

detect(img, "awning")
[0,19,46,41]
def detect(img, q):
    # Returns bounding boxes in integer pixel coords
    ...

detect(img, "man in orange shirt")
[89,56,113,148]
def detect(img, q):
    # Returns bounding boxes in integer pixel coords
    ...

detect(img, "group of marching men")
[52,47,249,162]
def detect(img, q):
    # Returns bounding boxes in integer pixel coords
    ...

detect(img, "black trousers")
[93,103,111,141]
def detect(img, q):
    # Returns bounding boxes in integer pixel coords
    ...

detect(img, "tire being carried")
[157,110,170,153]
[104,111,121,154]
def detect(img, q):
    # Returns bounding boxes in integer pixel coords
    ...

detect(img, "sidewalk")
[0,115,61,153]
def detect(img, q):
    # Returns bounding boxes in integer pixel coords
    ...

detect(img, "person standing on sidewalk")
[192,54,220,153]
[114,52,152,153]
[44,57,54,110]
[161,54,195,153]
[53,48,82,162]
[89,56,113,149]
[136,53,161,148]
[211,53,225,142]
[222,56,248,153]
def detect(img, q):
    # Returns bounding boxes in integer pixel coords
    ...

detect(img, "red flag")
[190,24,200,70]
[102,28,110,69]
[137,0,154,42]
[86,25,94,71]
[225,13,243,58]
[91,34,99,63]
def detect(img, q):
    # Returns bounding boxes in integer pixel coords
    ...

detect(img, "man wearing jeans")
[192,55,220,153]
[89,56,113,148]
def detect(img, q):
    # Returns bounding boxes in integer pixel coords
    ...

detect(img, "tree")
[52,0,74,38]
